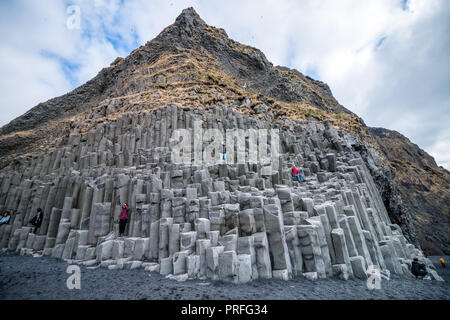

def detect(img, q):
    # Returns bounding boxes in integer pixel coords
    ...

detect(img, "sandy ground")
[0,253,448,300]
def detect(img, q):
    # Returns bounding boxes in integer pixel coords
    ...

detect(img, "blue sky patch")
[402,0,409,11]
[376,36,387,49]
[40,50,81,87]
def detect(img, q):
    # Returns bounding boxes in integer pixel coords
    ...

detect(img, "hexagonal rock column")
[93,203,112,238]
[149,220,160,260]
[196,238,211,277]
[180,231,197,254]
[206,245,224,280]
[173,250,189,275]
[379,239,403,274]
[218,250,238,283]
[160,189,173,219]
[304,217,333,276]
[238,209,256,236]
[297,225,326,278]
[222,204,240,235]
[158,217,173,261]
[237,236,258,279]
[284,226,303,276]
[172,197,186,224]
[331,228,354,277]
[346,215,373,267]
[263,204,292,279]
[253,232,272,279]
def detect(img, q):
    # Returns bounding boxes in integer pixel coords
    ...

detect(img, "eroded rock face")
[0,104,440,283]
[366,128,449,255]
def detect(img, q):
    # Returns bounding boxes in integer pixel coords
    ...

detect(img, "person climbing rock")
[291,164,302,182]
[0,211,11,226]
[411,257,428,279]
[118,203,129,237]
[439,257,446,268]
[29,208,44,233]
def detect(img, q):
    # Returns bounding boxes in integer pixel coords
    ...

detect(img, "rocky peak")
[0,7,350,139]
[173,7,207,37]
[149,7,213,48]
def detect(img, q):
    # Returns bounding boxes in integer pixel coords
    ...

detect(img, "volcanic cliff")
[0,5,448,268]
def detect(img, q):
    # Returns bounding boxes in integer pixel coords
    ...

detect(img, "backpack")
[30,215,36,225]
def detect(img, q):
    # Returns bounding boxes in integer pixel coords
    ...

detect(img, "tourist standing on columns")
[118,203,129,237]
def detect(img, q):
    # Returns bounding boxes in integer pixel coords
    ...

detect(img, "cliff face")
[0,7,448,255]
[368,128,449,255]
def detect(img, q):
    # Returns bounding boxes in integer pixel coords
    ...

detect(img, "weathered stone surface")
[331,228,354,277]
[187,255,200,278]
[350,256,368,279]
[180,231,197,254]
[236,254,253,283]
[159,256,173,275]
[218,250,237,282]
[173,250,189,275]
[284,226,303,276]
[238,209,256,236]
[297,225,326,278]
[93,203,112,238]
[263,204,292,276]
[112,240,124,259]
[253,232,272,279]
[196,238,211,277]
[206,246,224,280]
[96,240,114,262]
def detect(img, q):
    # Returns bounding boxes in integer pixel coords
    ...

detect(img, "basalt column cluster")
[0,105,443,283]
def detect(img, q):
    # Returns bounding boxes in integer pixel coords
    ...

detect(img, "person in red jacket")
[118,203,129,236]
[291,165,302,182]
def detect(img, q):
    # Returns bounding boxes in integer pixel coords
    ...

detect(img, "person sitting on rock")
[0,211,11,225]
[291,164,302,182]
[118,203,129,237]
[440,257,446,268]
[411,257,428,279]
[29,208,44,233]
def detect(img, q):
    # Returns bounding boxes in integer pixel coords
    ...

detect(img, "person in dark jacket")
[118,203,129,236]
[221,142,226,161]
[30,208,44,233]
[411,257,428,279]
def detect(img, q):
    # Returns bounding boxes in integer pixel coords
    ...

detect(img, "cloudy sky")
[0,0,449,169]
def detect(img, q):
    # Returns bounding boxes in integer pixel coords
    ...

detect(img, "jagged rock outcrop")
[0,8,447,282]
[368,128,449,255]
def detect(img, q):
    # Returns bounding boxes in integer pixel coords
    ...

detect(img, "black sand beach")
[0,253,448,300]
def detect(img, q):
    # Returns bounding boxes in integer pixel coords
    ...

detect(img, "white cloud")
[0,44,72,126]
[0,0,449,170]
[0,0,124,127]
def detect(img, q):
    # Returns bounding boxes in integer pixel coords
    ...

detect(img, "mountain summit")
[0,8,355,138]
[0,7,448,259]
